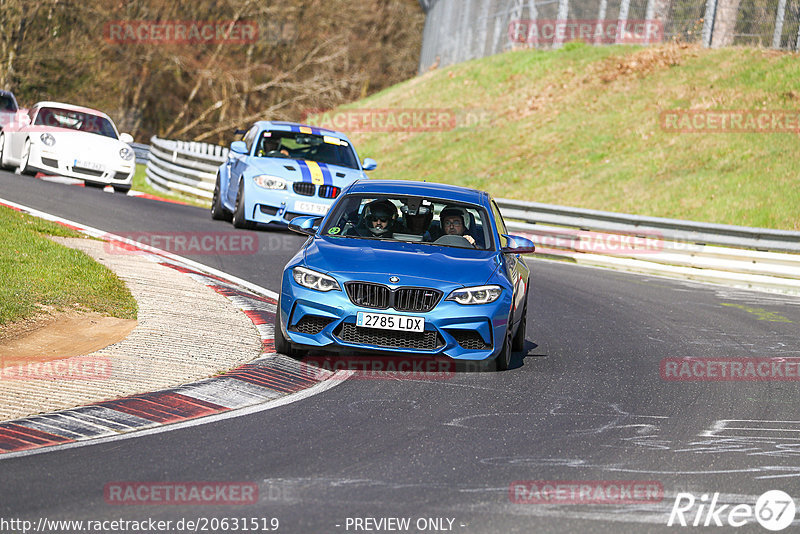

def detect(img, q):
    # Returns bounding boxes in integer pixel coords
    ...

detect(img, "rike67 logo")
[668,490,796,531]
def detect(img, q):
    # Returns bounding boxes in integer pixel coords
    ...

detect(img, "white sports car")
[0,101,136,193]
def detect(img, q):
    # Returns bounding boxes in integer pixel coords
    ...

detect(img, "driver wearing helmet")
[349,199,398,238]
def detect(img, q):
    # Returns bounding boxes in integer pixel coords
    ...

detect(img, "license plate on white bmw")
[295,200,329,215]
[356,312,424,332]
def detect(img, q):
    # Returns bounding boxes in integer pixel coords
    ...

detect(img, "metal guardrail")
[496,198,800,253]
[129,142,151,165]
[497,198,800,295]
[145,136,227,200]
[143,137,799,294]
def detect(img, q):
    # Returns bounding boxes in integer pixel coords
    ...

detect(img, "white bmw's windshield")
[34,107,118,139]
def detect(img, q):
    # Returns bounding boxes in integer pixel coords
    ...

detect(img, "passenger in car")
[438,206,476,247]
[398,200,433,241]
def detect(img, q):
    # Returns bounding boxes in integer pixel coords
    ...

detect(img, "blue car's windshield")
[322,194,493,251]
[254,130,359,170]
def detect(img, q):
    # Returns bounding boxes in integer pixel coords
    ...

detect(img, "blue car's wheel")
[512,294,528,353]
[493,315,512,372]
[274,298,307,359]
[211,175,232,221]
[232,180,253,229]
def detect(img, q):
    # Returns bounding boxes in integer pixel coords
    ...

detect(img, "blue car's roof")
[345,180,489,207]
[0,90,18,111]
[253,120,346,139]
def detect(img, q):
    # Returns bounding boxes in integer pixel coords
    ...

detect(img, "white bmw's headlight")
[40,133,55,146]
[446,285,502,305]
[253,175,287,190]
[119,147,134,161]
[292,266,340,292]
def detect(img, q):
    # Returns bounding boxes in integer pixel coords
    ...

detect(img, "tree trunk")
[711,0,742,47]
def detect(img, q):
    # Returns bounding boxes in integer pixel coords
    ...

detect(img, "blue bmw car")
[211,121,376,228]
[275,180,535,371]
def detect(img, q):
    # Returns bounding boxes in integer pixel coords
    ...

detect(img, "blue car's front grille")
[290,315,334,335]
[337,323,443,351]
[394,288,441,313]
[449,329,491,350]
[345,282,442,313]
[346,282,390,309]
[293,182,315,196]
[318,185,340,199]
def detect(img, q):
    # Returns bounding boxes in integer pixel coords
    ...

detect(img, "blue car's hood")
[245,157,364,185]
[304,236,500,287]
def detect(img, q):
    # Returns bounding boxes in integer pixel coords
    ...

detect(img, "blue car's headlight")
[293,266,340,292]
[446,285,502,305]
[253,175,287,190]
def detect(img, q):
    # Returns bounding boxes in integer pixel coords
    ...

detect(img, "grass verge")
[312,42,800,230]
[0,206,137,327]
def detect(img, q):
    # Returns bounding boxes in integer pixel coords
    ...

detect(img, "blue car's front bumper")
[243,185,336,226]
[279,269,512,361]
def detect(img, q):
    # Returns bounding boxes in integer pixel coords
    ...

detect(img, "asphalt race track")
[1,171,799,533]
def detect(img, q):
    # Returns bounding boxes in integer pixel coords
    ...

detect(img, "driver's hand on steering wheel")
[464,235,476,246]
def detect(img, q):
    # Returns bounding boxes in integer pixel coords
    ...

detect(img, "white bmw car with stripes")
[211,120,376,229]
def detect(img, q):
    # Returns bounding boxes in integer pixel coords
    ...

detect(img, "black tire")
[231,180,253,229]
[0,133,11,170]
[511,298,528,353]
[113,185,131,195]
[273,298,306,358]
[211,175,232,221]
[493,316,513,372]
[17,139,35,176]
[84,181,106,189]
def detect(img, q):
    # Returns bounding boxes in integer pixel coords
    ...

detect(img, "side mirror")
[230,140,248,154]
[119,133,134,143]
[501,234,536,254]
[288,215,323,236]
[362,158,377,171]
